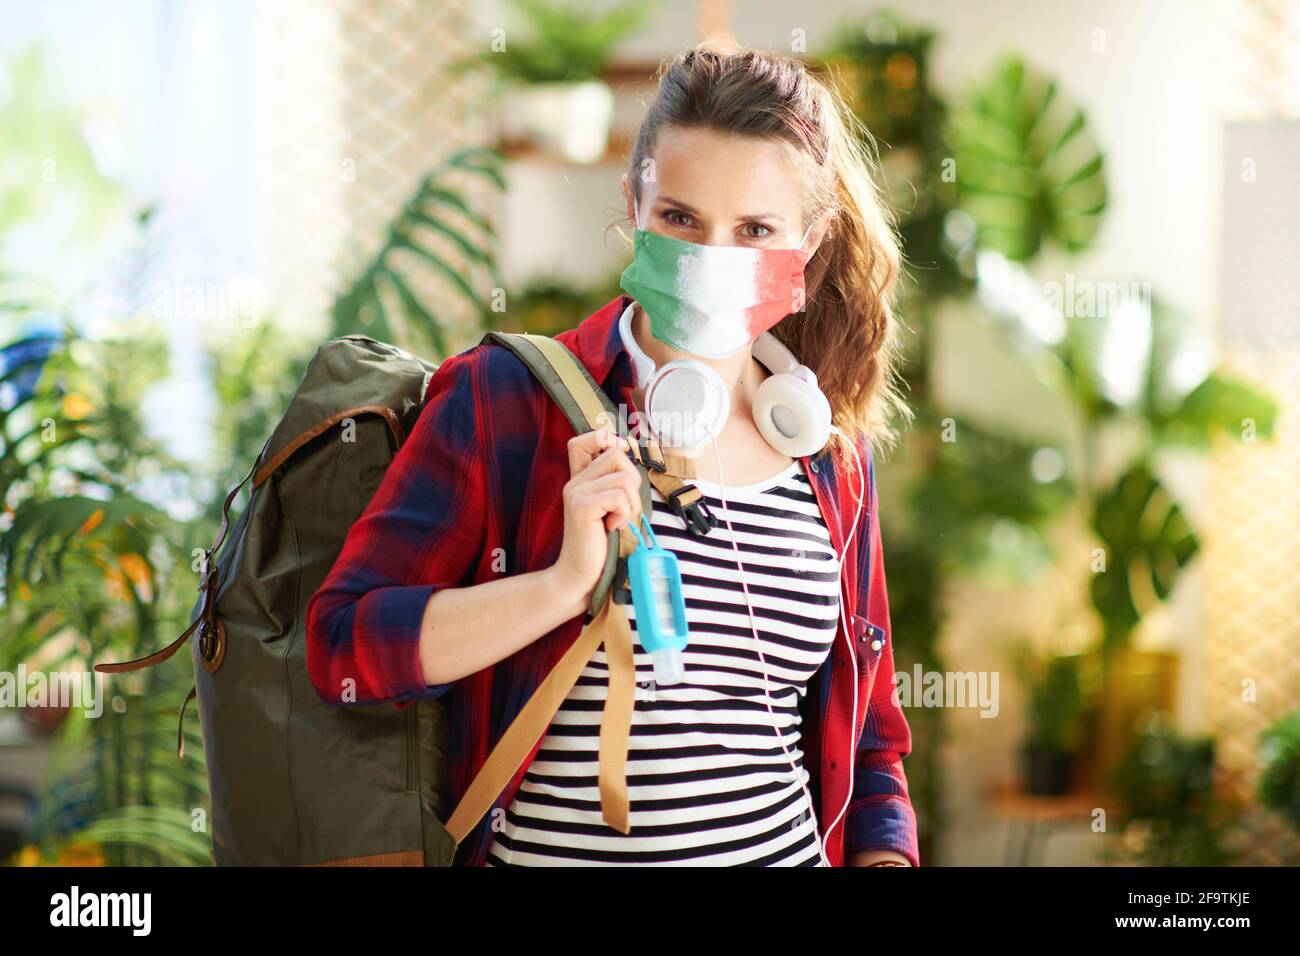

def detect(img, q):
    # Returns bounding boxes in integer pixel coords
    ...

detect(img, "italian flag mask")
[619,200,813,358]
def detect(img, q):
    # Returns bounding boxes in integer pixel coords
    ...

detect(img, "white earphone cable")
[817,425,866,862]
[707,431,831,868]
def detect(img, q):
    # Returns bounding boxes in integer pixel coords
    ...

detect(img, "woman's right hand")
[549,428,644,607]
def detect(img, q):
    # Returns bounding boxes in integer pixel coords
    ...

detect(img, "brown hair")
[624,42,912,461]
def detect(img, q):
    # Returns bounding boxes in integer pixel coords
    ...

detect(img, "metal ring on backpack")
[198,616,226,674]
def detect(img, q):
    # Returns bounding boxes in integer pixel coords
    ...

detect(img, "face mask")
[619,196,814,358]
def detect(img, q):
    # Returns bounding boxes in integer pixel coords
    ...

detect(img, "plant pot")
[500,80,614,164]
[1095,648,1180,783]
[1021,743,1075,795]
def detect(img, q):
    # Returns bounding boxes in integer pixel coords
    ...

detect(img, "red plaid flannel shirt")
[306,295,919,867]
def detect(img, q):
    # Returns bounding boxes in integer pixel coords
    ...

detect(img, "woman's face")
[624,126,821,252]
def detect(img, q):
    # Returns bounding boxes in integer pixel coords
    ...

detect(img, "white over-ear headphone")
[619,302,832,457]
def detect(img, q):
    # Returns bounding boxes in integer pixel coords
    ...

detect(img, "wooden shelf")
[985,779,1102,822]
[498,133,633,167]
[600,61,662,87]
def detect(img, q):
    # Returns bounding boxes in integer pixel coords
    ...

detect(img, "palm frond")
[331,146,504,358]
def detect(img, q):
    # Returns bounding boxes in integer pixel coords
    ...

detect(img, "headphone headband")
[619,302,656,388]
[750,330,801,376]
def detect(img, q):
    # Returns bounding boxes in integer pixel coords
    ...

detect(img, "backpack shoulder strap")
[481,331,645,617]
[481,332,617,438]
[481,331,718,540]
[445,332,646,847]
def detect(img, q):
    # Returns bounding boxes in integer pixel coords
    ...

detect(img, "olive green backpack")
[95,332,706,866]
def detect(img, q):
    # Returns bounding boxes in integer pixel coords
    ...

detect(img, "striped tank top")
[485,460,842,866]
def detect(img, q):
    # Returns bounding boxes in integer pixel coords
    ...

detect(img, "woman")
[306,43,917,867]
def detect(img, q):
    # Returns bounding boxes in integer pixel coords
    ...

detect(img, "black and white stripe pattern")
[486,461,842,866]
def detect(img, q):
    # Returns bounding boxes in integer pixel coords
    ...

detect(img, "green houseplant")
[1107,713,1241,866]
[3,140,503,863]
[462,0,655,164]
[1258,710,1300,839]
[1010,642,1087,794]
[1,292,214,865]
[466,0,651,163]
[331,146,504,360]
[822,12,1280,858]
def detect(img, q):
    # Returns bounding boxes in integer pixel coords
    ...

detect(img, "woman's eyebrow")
[655,197,786,224]
[655,195,701,214]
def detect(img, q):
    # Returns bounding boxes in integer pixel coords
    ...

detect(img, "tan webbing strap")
[446,332,647,845]
[648,470,703,506]
[443,529,638,843]
[514,335,700,495]
[446,332,719,845]
[518,334,618,433]
[514,332,705,531]
[597,570,637,834]
[660,451,697,479]
[517,333,704,510]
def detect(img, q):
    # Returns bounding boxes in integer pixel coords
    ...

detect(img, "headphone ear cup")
[645,359,731,450]
[752,372,832,458]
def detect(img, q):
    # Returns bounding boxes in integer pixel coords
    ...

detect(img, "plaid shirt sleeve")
[305,349,488,709]
[844,442,921,866]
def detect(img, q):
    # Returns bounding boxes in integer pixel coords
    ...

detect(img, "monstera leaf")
[1090,462,1199,655]
[1155,372,1279,449]
[1134,294,1277,445]
[953,57,1107,260]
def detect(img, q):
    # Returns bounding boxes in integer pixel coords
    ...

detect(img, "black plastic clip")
[637,435,667,473]
[667,484,717,537]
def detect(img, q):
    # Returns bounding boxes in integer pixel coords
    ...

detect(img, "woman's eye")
[744,222,773,240]
[664,210,693,228]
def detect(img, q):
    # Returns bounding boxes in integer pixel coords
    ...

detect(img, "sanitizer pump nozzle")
[626,514,689,685]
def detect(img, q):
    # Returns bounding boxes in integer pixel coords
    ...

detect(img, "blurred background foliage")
[329,147,505,359]
[818,9,1277,861]
[0,101,505,862]
[454,0,651,84]
[0,5,1284,866]
[1104,713,1243,867]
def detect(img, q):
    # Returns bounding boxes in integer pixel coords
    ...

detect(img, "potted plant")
[468,0,651,163]
[1011,641,1086,794]
[1258,710,1300,839]
[1106,713,1240,866]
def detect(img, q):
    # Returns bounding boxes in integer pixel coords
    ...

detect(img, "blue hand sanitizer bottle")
[626,513,689,685]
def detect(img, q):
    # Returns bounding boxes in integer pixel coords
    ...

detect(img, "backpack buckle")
[638,436,667,473]
[624,434,666,473]
[666,485,717,537]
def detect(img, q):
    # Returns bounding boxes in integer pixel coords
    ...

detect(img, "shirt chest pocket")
[847,613,888,740]
[850,613,887,682]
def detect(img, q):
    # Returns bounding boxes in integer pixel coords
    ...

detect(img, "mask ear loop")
[797,224,813,251]
[794,219,816,255]
[706,424,831,868]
